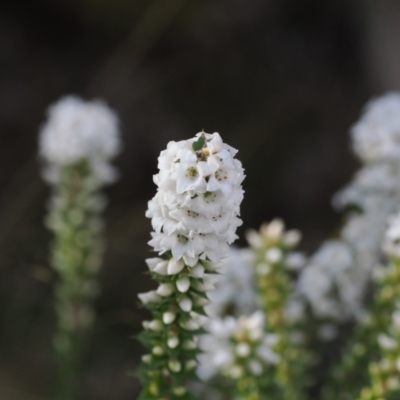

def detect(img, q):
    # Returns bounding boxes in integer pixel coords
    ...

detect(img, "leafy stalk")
[47,161,104,400]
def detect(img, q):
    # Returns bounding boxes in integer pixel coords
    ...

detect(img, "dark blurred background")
[0,0,398,398]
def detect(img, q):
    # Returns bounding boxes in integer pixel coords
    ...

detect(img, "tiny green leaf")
[192,136,206,152]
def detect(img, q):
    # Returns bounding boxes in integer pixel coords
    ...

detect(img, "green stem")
[323,259,400,400]
[48,162,103,400]
[235,376,262,400]
[255,245,309,399]
[138,259,212,400]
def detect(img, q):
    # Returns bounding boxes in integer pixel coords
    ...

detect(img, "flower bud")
[248,360,262,376]
[142,321,150,330]
[236,343,251,358]
[148,319,163,331]
[163,311,176,325]
[182,340,197,350]
[228,365,243,379]
[192,264,205,278]
[152,346,164,356]
[167,258,185,275]
[167,336,179,349]
[283,230,301,247]
[192,294,209,307]
[178,296,192,312]
[156,283,174,297]
[256,262,270,276]
[185,360,197,370]
[173,387,187,396]
[138,290,161,304]
[168,360,182,373]
[176,276,190,293]
[141,354,152,364]
[146,258,168,275]
[265,247,282,264]
[179,319,199,331]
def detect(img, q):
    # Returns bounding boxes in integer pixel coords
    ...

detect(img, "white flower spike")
[139,132,244,399]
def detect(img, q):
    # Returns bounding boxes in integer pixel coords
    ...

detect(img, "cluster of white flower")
[206,247,257,319]
[138,132,245,398]
[246,218,306,283]
[146,132,245,266]
[246,218,302,253]
[39,95,120,183]
[247,219,307,325]
[198,311,280,381]
[298,240,354,320]
[352,93,400,163]
[298,93,400,324]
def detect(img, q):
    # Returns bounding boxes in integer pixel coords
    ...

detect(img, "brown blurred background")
[0,0,398,399]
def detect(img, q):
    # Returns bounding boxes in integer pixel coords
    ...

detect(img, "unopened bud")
[163,311,176,325]
[168,258,185,275]
[157,283,174,297]
[178,296,192,312]
[176,276,190,293]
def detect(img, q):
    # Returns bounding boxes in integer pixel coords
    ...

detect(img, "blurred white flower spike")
[39,95,120,183]
[198,311,280,397]
[138,132,245,400]
[39,95,121,398]
[206,247,257,319]
[352,92,400,163]
[299,92,400,325]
